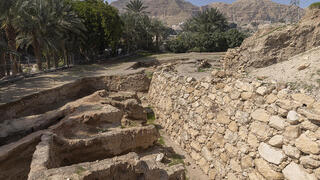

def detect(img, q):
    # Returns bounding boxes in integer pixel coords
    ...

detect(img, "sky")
[107,0,319,8]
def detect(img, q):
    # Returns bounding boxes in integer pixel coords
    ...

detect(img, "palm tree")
[0,0,19,75]
[183,8,228,33]
[150,19,167,52]
[0,31,7,77]
[14,0,86,70]
[125,0,148,14]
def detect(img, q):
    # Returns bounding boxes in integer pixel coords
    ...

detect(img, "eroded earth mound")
[0,74,186,180]
[224,8,320,71]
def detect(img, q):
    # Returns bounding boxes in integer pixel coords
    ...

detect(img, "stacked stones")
[148,70,320,180]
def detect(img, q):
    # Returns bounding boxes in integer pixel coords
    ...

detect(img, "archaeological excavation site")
[1,4,320,180]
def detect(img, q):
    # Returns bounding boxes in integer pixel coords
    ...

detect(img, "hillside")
[111,0,305,29]
[224,8,320,72]
[203,0,305,28]
[110,0,200,27]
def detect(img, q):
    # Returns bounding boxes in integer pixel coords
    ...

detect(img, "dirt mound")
[224,8,320,72]
[249,46,320,93]
[0,89,186,180]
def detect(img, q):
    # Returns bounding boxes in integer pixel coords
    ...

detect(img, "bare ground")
[0,52,224,105]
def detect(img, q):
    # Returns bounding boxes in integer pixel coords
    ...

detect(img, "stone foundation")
[149,70,320,179]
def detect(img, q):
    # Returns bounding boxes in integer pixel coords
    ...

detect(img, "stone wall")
[148,70,320,180]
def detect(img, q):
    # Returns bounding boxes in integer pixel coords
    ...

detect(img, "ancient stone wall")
[148,70,320,180]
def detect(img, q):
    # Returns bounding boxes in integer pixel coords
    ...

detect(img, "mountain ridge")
[111,0,305,29]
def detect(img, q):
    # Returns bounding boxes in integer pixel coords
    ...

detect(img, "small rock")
[269,116,286,130]
[301,120,318,132]
[250,121,273,141]
[227,172,238,180]
[256,86,268,96]
[283,145,301,159]
[201,146,213,161]
[287,111,300,125]
[251,109,270,122]
[297,63,310,71]
[282,162,317,180]
[248,171,266,180]
[236,81,254,92]
[241,156,253,169]
[186,77,195,83]
[216,112,231,125]
[258,143,285,165]
[300,156,320,169]
[255,158,283,180]
[284,125,301,139]
[155,153,165,162]
[298,109,320,123]
[268,135,284,148]
[292,93,315,106]
[230,159,242,172]
[266,94,278,104]
[201,82,210,89]
[295,134,320,155]
[241,92,253,100]
[228,121,238,132]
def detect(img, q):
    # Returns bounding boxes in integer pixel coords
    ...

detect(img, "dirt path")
[0,52,223,105]
[162,133,210,180]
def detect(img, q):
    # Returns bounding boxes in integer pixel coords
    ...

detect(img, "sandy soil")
[249,46,320,91]
[0,52,224,105]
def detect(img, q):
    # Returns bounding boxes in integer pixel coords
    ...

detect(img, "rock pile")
[149,69,320,179]
[223,8,320,72]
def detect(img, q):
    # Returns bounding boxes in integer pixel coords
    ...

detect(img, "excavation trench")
[0,72,150,122]
[0,71,187,180]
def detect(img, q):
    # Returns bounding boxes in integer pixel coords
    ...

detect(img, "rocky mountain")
[110,0,200,27]
[111,0,305,29]
[203,0,305,28]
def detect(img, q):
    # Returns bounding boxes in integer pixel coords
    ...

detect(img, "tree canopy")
[125,0,148,14]
[67,0,123,56]
[166,8,247,53]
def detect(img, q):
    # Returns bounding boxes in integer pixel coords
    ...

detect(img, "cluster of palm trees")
[0,0,85,77]
[122,0,170,53]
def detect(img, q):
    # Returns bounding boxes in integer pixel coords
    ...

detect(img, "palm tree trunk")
[156,34,159,52]
[4,23,18,75]
[54,54,58,69]
[5,55,10,76]
[0,52,5,77]
[46,54,50,70]
[32,33,42,71]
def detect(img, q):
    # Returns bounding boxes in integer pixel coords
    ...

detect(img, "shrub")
[224,29,248,48]
[309,2,320,9]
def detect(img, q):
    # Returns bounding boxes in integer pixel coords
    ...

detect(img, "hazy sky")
[107,0,318,8]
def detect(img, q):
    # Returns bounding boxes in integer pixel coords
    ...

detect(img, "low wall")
[0,72,150,122]
[149,70,320,179]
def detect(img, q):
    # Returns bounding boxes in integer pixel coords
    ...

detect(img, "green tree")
[121,12,153,53]
[224,29,247,48]
[14,0,86,70]
[68,0,123,58]
[182,8,228,33]
[0,0,19,75]
[150,19,170,52]
[125,0,148,14]
[167,8,246,53]
[0,30,7,77]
